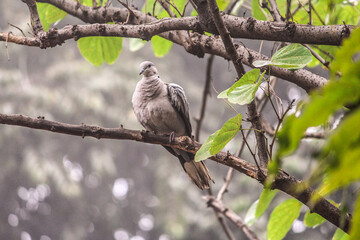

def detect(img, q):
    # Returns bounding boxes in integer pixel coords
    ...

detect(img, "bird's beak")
[139,68,145,75]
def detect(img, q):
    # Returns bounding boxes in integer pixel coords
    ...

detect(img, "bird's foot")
[141,130,151,137]
[169,131,175,144]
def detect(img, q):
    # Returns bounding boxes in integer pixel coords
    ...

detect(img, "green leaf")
[217,69,264,105]
[191,9,198,16]
[172,0,187,16]
[253,60,272,68]
[142,0,163,15]
[324,108,360,159]
[277,33,360,207]
[81,0,108,7]
[77,37,123,66]
[209,114,242,155]
[217,0,231,11]
[37,3,67,31]
[256,189,278,218]
[253,44,312,70]
[350,195,360,240]
[267,199,302,240]
[331,27,360,77]
[276,78,360,158]
[228,69,261,92]
[251,0,267,20]
[318,143,360,196]
[244,189,278,226]
[227,78,263,105]
[244,200,258,226]
[194,130,220,162]
[270,44,312,70]
[151,35,173,58]
[228,70,264,105]
[333,229,350,240]
[329,4,360,25]
[217,88,229,99]
[303,210,326,228]
[307,45,338,68]
[129,38,147,52]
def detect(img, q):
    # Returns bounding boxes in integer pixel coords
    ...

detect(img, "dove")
[132,61,213,190]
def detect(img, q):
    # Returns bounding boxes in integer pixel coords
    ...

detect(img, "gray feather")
[167,83,192,136]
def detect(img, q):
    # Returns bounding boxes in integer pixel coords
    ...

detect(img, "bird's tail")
[180,156,214,190]
[164,146,214,190]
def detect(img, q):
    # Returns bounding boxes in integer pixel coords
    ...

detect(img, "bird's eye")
[148,64,151,68]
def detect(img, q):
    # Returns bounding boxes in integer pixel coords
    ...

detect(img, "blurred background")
[0,1,337,239]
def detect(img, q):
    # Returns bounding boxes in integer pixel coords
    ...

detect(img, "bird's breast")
[136,95,186,135]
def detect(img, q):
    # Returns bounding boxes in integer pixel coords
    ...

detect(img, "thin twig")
[195,55,214,141]
[269,99,295,158]
[213,210,236,240]
[217,168,234,201]
[240,129,260,170]
[5,32,11,61]
[8,23,26,37]
[302,44,330,69]
[311,45,335,60]
[165,0,183,17]
[291,3,303,17]
[216,126,253,201]
[297,0,312,25]
[258,40,264,54]
[311,3,326,25]
[206,181,236,240]
[265,82,281,120]
[225,0,239,14]
[308,0,312,25]
[182,0,190,16]
[117,0,135,24]
[204,196,261,240]
[267,0,282,21]
[211,81,239,115]
[286,0,291,21]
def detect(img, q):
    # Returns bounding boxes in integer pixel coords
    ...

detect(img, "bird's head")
[139,61,158,77]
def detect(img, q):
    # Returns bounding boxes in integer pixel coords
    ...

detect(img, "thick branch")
[1,24,327,91]
[36,0,353,45]
[3,0,328,91]
[206,0,245,76]
[0,113,351,232]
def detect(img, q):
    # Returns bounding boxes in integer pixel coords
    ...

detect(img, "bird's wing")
[166,83,192,136]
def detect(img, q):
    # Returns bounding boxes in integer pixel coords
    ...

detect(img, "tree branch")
[204,196,260,240]
[0,113,351,233]
[22,0,45,35]
[246,101,269,167]
[0,24,327,92]
[29,0,355,45]
[2,0,328,92]
[206,0,246,76]
[206,0,269,168]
